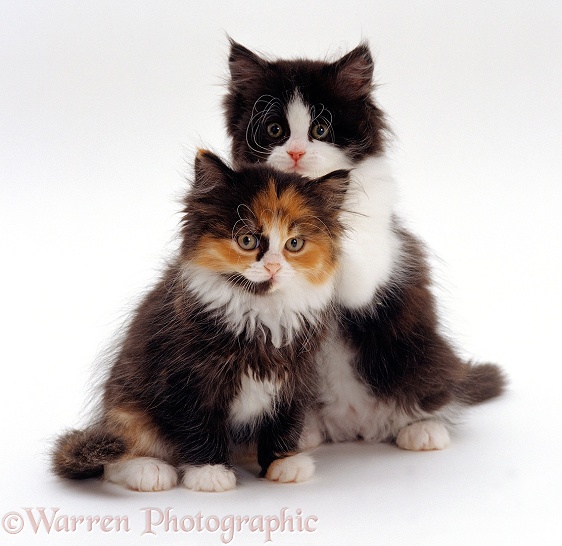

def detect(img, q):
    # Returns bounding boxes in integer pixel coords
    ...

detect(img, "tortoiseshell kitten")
[224,40,505,451]
[52,151,349,491]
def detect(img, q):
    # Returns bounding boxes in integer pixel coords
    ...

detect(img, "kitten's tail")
[51,427,127,480]
[453,362,507,405]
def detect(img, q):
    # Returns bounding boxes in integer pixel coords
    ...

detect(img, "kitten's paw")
[104,457,178,491]
[265,453,315,483]
[182,464,236,492]
[396,421,450,451]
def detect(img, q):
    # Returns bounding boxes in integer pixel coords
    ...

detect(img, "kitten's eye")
[266,122,284,139]
[237,234,259,251]
[311,123,329,140]
[285,237,305,252]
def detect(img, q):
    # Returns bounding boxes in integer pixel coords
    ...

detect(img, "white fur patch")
[337,156,402,308]
[229,371,280,426]
[183,265,335,348]
[181,464,237,492]
[395,420,450,451]
[265,453,315,483]
[306,324,430,444]
[267,94,354,177]
[104,457,178,491]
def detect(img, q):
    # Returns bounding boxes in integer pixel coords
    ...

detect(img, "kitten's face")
[182,151,348,296]
[224,41,387,178]
[247,92,351,177]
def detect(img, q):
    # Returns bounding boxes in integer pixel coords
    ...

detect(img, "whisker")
[245,95,285,158]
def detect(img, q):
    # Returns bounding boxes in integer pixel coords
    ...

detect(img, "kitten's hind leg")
[395,420,450,451]
[104,457,178,491]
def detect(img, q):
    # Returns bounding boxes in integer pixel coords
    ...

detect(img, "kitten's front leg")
[257,406,315,484]
[174,419,237,492]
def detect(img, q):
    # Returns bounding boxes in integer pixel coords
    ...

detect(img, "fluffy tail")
[453,362,507,406]
[51,428,127,480]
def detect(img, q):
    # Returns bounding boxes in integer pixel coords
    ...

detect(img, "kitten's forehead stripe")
[285,94,311,141]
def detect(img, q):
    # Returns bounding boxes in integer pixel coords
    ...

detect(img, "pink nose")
[265,262,281,276]
[287,149,305,162]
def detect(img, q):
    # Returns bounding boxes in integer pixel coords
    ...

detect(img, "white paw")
[181,464,236,492]
[396,421,450,451]
[104,457,178,491]
[265,453,315,483]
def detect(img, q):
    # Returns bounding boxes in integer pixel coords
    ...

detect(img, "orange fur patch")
[193,235,255,274]
[251,180,307,231]
[106,407,173,462]
[289,239,336,285]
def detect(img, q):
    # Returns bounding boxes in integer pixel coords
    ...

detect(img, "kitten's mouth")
[226,274,274,295]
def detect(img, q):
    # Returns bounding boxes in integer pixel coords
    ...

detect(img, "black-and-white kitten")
[52,151,349,491]
[224,40,505,451]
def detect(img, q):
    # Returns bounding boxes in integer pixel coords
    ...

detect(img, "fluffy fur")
[51,151,350,491]
[224,40,506,450]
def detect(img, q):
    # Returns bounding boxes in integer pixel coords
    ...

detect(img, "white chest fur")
[313,325,415,442]
[229,372,280,426]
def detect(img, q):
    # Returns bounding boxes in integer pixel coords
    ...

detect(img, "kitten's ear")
[330,43,374,98]
[228,39,267,86]
[193,150,234,193]
[312,170,350,211]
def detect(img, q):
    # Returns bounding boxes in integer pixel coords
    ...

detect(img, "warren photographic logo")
[1,506,318,543]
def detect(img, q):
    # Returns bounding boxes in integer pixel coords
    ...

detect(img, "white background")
[1,1,561,545]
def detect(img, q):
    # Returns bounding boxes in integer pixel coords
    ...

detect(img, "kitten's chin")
[286,163,307,175]
[228,274,272,295]
[254,278,284,294]
[227,272,292,295]
[251,278,290,296]
[267,279,285,293]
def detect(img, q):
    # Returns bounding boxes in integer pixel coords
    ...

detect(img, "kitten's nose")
[265,262,282,276]
[287,149,305,162]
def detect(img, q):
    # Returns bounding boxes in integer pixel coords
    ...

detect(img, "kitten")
[51,150,349,491]
[224,40,506,451]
